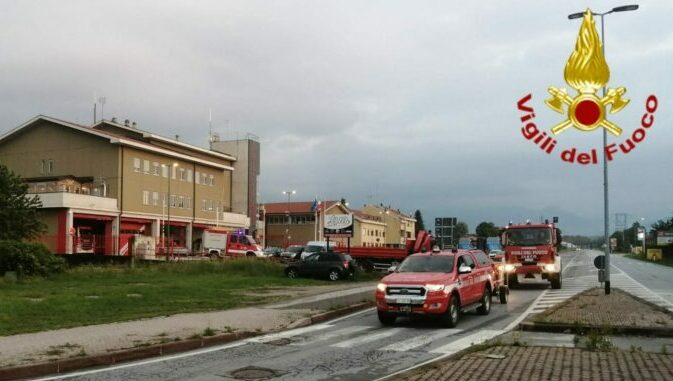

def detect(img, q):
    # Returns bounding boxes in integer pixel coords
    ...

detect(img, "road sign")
[593,255,605,269]
[323,214,353,238]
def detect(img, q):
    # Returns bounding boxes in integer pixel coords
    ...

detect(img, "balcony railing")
[28,192,119,212]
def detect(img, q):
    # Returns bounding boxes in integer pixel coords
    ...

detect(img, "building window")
[170,194,177,208]
[209,175,214,186]
[152,191,159,206]
[195,171,200,184]
[179,196,185,208]
[133,158,140,172]
[142,190,150,205]
[202,200,207,211]
[161,164,168,178]
[162,192,167,207]
[185,197,191,209]
[40,159,54,174]
[187,169,193,183]
[152,162,160,176]
[143,160,150,174]
[172,166,177,179]
[208,200,214,211]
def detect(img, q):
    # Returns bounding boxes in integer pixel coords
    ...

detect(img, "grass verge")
[0,258,375,336]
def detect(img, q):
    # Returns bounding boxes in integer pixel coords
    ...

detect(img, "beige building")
[0,115,250,257]
[361,204,416,247]
[263,200,387,248]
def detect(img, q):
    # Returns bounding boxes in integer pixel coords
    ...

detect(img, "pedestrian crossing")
[243,322,502,356]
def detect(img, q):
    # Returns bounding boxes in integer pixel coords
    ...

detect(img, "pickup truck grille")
[386,286,426,297]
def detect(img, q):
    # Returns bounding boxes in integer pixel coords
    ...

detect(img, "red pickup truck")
[375,248,499,327]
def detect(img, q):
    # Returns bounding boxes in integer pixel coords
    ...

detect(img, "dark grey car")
[285,252,356,281]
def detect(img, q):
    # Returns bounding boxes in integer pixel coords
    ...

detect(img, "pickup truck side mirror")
[387,265,397,273]
[458,265,472,274]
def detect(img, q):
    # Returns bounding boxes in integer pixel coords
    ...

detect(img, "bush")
[0,240,66,277]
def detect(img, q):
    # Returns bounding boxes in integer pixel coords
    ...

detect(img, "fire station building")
[0,115,250,257]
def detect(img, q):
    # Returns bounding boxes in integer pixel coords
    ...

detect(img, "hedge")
[0,240,66,277]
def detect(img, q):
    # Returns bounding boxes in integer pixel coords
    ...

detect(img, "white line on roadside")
[430,329,503,354]
[332,327,405,348]
[327,307,375,324]
[32,341,249,380]
[379,329,462,352]
[611,264,673,310]
[290,325,373,346]
[246,323,333,343]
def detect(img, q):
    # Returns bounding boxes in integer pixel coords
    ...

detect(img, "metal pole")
[167,171,171,262]
[599,13,611,295]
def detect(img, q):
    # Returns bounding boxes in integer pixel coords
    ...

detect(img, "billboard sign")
[324,214,354,238]
[657,231,673,246]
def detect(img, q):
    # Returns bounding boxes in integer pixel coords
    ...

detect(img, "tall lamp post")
[567,4,638,295]
[162,163,179,261]
[282,190,296,247]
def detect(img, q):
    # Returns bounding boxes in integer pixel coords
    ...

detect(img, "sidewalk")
[393,287,673,381]
[0,283,375,373]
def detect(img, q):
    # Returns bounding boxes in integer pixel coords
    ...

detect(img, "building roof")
[264,201,338,214]
[364,204,415,221]
[0,115,235,171]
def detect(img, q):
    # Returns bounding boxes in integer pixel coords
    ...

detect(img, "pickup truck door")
[457,254,478,304]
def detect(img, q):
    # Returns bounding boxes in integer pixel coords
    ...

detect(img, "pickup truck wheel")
[508,273,519,288]
[377,310,396,326]
[441,295,460,328]
[328,269,340,281]
[286,268,298,279]
[499,285,509,304]
[209,253,219,260]
[550,272,562,289]
[246,252,256,257]
[477,287,491,315]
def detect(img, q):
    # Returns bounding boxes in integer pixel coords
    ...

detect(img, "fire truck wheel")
[442,295,460,328]
[477,287,491,315]
[378,310,396,326]
[499,285,509,304]
[508,274,519,288]
[551,272,562,289]
[210,253,219,261]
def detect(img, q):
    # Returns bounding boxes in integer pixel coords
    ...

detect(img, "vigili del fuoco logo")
[517,9,658,165]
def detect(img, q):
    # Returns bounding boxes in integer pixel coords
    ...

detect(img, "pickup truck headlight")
[425,284,445,292]
[376,283,387,292]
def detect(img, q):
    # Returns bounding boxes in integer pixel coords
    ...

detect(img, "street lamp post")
[640,217,646,255]
[567,4,638,295]
[162,163,179,261]
[282,190,296,247]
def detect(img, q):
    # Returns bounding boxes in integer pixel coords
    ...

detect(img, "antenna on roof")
[208,108,213,146]
[98,97,106,120]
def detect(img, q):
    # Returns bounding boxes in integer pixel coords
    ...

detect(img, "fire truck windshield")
[505,228,551,246]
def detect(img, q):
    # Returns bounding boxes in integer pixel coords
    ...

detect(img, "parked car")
[285,251,356,281]
[375,248,497,327]
[301,241,337,259]
[263,247,283,257]
[281,245,304,260]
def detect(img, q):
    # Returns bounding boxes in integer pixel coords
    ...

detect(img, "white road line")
[246,323,333,343]
[430,329,503,354]
[331,328,405,348]
[290,325,373,346]
[611,267,673,310]
[33,341,249,380]
[327,307,375,324]
[379,329,462,352]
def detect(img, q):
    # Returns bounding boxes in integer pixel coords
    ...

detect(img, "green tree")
[652,216,673,232]
[475,221,499,238]
[414,210,425,235]
[454,221,468,245]
[0,165,44,240]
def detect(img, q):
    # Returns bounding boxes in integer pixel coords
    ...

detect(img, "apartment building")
[0,115,250,257]
[361,204,416,247]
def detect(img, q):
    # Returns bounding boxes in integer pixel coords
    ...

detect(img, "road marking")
[327,307,375,324]
[291,325,373,346]
[430,329,503,354]
[379,329,462,352]
[331,328,405,348]
[32,341,249,380]
[246,323,333,343]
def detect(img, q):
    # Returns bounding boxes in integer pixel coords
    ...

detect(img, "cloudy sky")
[1,1,671,235]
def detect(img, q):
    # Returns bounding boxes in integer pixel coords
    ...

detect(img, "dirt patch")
[533,288,673,328]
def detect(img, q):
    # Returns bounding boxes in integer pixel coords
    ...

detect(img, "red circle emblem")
[574,99,601,126]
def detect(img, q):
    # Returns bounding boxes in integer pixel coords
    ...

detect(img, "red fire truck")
[333,230,434,271]
[500,221,562,289]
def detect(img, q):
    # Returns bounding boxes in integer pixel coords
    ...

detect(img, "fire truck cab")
[500,221,562,289]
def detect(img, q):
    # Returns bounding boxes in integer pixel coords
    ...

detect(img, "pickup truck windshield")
[505,228,551,246]
[398,256,454,273]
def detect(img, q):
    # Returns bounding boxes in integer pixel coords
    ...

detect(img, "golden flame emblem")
[545,9,629,136]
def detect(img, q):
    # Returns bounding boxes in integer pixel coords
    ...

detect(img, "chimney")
[175,134,180,141]
[131,122,137,128]
[124,119,130,127]
[111,117,118,123]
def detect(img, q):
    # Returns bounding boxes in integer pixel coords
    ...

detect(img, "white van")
[301,240,337,259]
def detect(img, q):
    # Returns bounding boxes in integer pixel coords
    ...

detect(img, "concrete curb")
[0,302,374,381]
[518,321,673,337]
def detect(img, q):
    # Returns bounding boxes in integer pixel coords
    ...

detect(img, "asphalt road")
[36,252,596,381]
